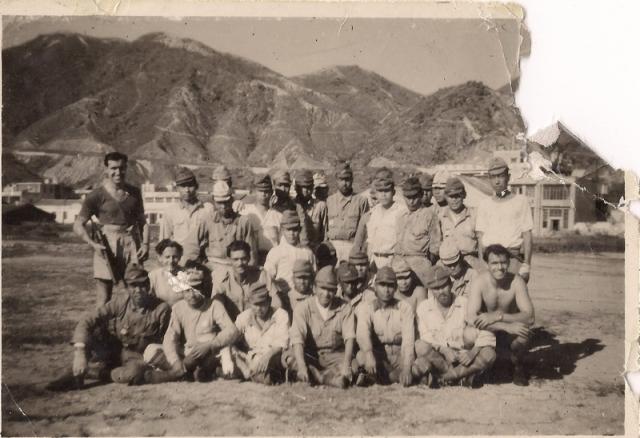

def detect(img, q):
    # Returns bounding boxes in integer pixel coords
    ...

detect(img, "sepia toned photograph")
[1,6,627,436]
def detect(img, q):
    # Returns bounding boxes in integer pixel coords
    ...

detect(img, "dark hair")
[483,244,512,262]
[155,239,184,257]
[104,152,128,166]
[183,261,212,297]
[226,240,251,258]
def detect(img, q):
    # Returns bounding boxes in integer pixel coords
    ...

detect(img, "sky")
[3,15,522,96]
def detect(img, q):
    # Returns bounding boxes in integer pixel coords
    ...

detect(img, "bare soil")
[1,239,625,436]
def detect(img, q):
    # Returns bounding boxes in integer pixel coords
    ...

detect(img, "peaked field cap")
[432,170,451,188]
[293,259,314,277]
[212,181,233,201]
[391,256,412,275]
[336,161,353,178]
[374,177,394,191]
[374,167,394,181]
[175,167,197,185]
[444,177,465,195]
[337,263,359,283]
[425,265,451,289]
[487,157,509,175]
[401,176,422,197]
[313,172,328,188]
[281,209,301,229]
[248,282,270,304]
[439,238,461,265]
[253,174,272,191]
[212,165,232,181]
[316,241,336,259]
[419,173,434,189]
[272,169,292,185]
[295,169,314,187]
[315,265,338,289]
[124,264,148,284]
[348,249,369,264]
[375,266,397,285]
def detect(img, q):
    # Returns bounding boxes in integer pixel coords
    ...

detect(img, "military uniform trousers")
[283,347,347,387]
[356,343,409,385]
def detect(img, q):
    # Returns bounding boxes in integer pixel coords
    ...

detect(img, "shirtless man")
[466,244,535,386]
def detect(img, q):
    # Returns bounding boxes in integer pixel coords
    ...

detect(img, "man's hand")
[297,365,310,383]
[441,347,458,365]
[474,312,501,330]
[399,367,412,387]
[137,243,150,263]
[72,349,87,377]
[253,351,275,375]
[340,358,353,381]
[456,349,479,367]
[189,342,214,360]
[505,322,532,339]
[170,360,186,377]
[364,351,377,375]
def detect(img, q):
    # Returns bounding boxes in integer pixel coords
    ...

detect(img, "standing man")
[419,173,434,208]
[355,267,416,386]
[466,244,535,386]
[270,169,311,246]
[159,167,211,265]
[212,165,244,213]
[362,175,408,270]
[294,169,328,249]
[439,177,481,270]
[205,181,258,274]
[395,176,441,286]
[73,152,149,307]
[432,170,450,212]
[326,162,370,262]
[241,174,280,265]
[475,157,533,282]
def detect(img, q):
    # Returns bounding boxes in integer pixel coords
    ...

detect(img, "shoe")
[46,372,84,392]
[513,365,529,386]
[194,366,214,382]
[460,374,476,388]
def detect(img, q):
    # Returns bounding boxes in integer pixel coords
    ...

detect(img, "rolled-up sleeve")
[400,302,416,367]
[162,311,183,366]
[289,303,309,346]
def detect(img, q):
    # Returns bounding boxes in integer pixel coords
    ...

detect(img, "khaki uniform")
[263,240,316,294]
[297,198,329,249]
[364,202,408,269]
[395,206,441,287]
[205,212,258,272]
[394,285,428,313]
[213,266,266,321]
[356,298,415,383]
[326,192,370,261]
[159,201,211,264]
[450,263,478,298]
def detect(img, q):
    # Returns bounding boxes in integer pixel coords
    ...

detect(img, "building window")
[149,213,157,224]
[563,209,569,229]
[542,208,548,228]
[543,185,570,200]
[526,186,535,197]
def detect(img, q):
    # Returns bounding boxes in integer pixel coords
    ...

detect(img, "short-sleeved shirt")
[289,296,355,352]
[367,202,409,255]
[159,201,212,263]
[297,198,328,247]
[416,295,495,350]
[213,266,265,321]
[235,307,290,356]
[326,192,370,241]
[162,298,239,366]
[263,240,316,293]
[240,204,280,254]
[78,183,145,226]
[450,263,478,298]
[73,295,170,353]
[439,206,478,255]
[205,212,258,264]
[475,193,533,250]
[396,206,441,257]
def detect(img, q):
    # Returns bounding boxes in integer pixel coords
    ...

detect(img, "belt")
[373,252,394,258]
[102,224,135,233]
[395,252,427,258]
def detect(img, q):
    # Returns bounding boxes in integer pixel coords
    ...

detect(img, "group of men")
[48,151,536,391]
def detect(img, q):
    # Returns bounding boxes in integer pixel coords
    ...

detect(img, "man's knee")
[510,335,530,352]
[415,340,434,357]
[476,347,497,369]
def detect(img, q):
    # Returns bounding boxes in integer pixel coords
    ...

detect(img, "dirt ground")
[1,238,625,436]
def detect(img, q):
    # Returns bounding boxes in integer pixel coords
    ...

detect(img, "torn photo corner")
[0,2,637,436]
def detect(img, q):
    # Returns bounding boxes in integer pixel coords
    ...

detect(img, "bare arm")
[73,215,103,250]
[465,275,485,325]
[476,231,485,262]
[522,230,532,265]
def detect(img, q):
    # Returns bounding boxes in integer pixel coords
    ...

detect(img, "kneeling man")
[466,244,535,386]
[414,266,496,387]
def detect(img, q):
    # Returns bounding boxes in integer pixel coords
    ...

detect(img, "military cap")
[212,181,233,202]
[336,162,353,178]
[280,210,301,229]
[487,157,509,175]
[313,172,328,188]
[272,169,292,185]
[124,264,149,284]
[374,177,394,191]
[348,249,369,265]
[432,170,451,189]
[248,282,270,304]
[444,177,466,196]
[337,263,359,283]
[315,265,338,290]
[439,238,461,265]
[391,257,412,277]
[212,165,232,181]
[185,269,205,287]
[425,265,451,289]
[293,259,314,277]
[295,170,314,187]
[419,173,434,190]
[375,266,397,285]
[253,174,272,191]
[316,241,337,259]
[374,167,394,180]
[175,167,197,186]
[401,176,422,197]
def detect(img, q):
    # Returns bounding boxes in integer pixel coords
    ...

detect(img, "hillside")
[3,32,524,187]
